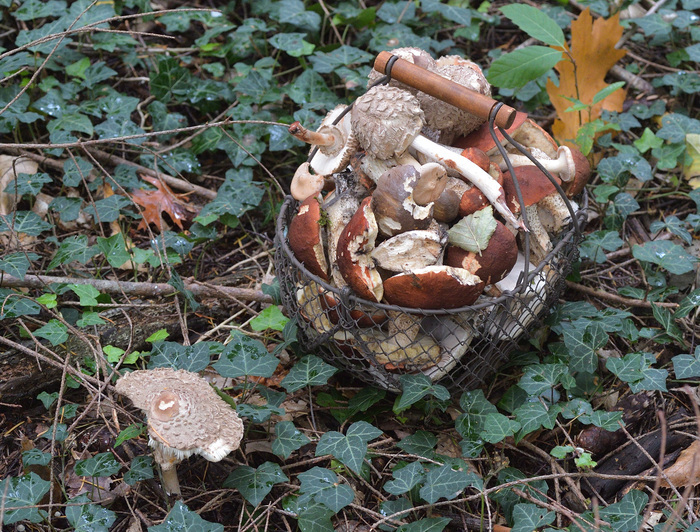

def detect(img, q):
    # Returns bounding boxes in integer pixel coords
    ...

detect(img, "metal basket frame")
[274,55,587,392]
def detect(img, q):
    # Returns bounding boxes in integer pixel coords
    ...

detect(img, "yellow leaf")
[684,133,700,184]
[546,9,627,148]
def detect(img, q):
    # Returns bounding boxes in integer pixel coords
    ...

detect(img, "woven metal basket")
[273,52,587,392]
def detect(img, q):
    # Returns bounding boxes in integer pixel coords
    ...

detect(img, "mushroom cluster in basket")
[284,48,590,380]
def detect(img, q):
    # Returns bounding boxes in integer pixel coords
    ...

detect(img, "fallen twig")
[565,281,679,309]
[0,274,273,304]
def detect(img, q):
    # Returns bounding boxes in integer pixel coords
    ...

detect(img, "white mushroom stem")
[290,162,327,201]
[497,146,575,182]
[161,466,181,496]
[410,135,524,230]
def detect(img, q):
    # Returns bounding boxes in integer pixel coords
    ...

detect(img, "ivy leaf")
[0,472,50,524]
[74,452,121,477]
[250,305,289,332]
[599,490,648,531]
[115,423,145,448]
[63,157,94,187]
[633,240,697,275]
[48,235,98,270]
[0,210,52,235]
[22,449,52,467]
[491,468,549,525]
[272,421,310,459]
[96,233,130,268]
[308,45,373,73]
[268,32,315,57]
[148,341,221,372]
[69,284,101,307]
[396,431,438,458]
[651,304,685,344]
[513,402,559,438]
[672,346,700,379]
[384,461,425,495]
[0,288,41,320]
[500,4,565,47]
[196,167,265,225]
[4,171,52,196]
[149,501,223,532]
[517,364,567,396]
[396,517,451,532]
[562,320,608,374]
[224,462,288,506]
[34,319,68,346]
[297,467,354,513]
[419,462,479,504]
[316,421,382,474]
[281,355,337,392]
[65,494,117,532]
[580,410,624,431]
[214,331,279,378]
[487,47,563,89]
[0,252,38,280]
[579,230,624,263]
[448,206,498,254]
[124,455,154,485]
[480,413,521,444]
[511,503,555,532]
[395,374,450,414]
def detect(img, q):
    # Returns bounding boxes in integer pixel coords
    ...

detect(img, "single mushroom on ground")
[115,368,244,496]
[288,104,358,176]
[350,84,522,230]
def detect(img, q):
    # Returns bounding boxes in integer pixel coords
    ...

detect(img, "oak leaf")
[130,175,198,232]
[660,439,700,488]
[546,8,627,148]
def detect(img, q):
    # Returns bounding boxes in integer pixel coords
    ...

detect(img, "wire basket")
[273,52,588,393]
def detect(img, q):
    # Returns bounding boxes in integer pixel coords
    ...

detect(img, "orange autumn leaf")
[131,175,198,232]
[546,8,627,148]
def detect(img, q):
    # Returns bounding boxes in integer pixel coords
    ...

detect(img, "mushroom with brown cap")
[371,226,447,273]
[383,265,485,309]
[115,368,244,496]
[288,104,358,176]
[288,194,329,281]
[350,85,522,230]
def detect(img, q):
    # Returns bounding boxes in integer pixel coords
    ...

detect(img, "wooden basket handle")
[374,51,519,130]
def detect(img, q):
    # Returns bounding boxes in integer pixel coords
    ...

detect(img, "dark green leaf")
[97,233,130,268]
[487,47,563,89]
[214,331,279,378]
[149,341,221,372]
[281,355,337,392]
[65,494,116,532]
[517,364,567,396]
[48,235,98,270]
[49,196,83,222]
[268,32,315,57]
[419,462,477,503]
[308,45,373,74]
[63,157,94,187]
[148,501,223,532]
[0,473,50,524]
[272,421,310,459]
[150,57,192,102]
[579,230,625,263]
[0,211,52,236]
[500,4,565,46]
[74,452,121,477]
[196,168,265,225]
[83,195,132,223]
[656,113,700,143]
[316,421,382,474]
[395,374,450,413]
[633,240,697,275]
[297,467,354,513]
[599,490,647,531]
[673,346,700,379]
[34,319,68,346]
[4,172,52,196]
[396,431,438,458]
[95,117,146,145]
[224,462,288,506]
[511,503,555,532]
[384,461,425,495]
[396,517,451,532]
[0,288,41,320]
[124,455,154,485]
[480,413,521,443]
[0,252,37,280]
[22,449,52,467]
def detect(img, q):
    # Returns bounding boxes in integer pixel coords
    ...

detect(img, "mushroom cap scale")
[351,85,425,160]
[115,368,244,463]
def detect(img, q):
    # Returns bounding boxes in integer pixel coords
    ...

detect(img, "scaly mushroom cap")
[371,165,433,237]
[288,194,329,281]
[351,85,425,160]
[115,368,244,464]
[367,47,437,89]
[503,166,561,213]
[444,221,518,285]
[336,196,384,302]
[383,265,485,309]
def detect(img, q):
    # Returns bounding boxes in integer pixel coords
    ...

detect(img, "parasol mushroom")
[115,368,244,496]
[350,85,522,230]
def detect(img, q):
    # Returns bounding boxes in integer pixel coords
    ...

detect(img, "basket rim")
[275,190,588,316]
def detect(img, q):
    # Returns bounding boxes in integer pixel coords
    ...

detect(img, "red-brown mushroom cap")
[336,196,384,302]
[288,195,329,281]
[371,165,433,237]
[459,163,504,216]
[453,111,528,152]
[563,146,591,197]
[444,221,518,285]
[318,285,388,327]
[383,265,485,309]
[503,166,561,213]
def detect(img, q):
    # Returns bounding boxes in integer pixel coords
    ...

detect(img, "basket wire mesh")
[274,55,587,393]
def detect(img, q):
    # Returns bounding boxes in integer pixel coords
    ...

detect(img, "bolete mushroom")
[383,265,485,309]
[115,368,244,496]
[336,196,384,302]
[371,227,446,272]
[350,85,522,230]
[288,194,329,281]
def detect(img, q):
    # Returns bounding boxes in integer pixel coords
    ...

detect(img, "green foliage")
[65,494,117,532]
[316,421,382,474]
[0,472,50,524]
[281,355,338,392]
[214,331,280,378]
[224,462,288,506]
[148,501,223,532]
[272,421,311,459]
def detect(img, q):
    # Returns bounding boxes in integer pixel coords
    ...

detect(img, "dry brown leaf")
[0,155,38,215]
[546,8,627,147]
[130,175,197,232]
[660,439,700,488]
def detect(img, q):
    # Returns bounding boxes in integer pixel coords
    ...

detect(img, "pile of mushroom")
[285,48,590,383]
